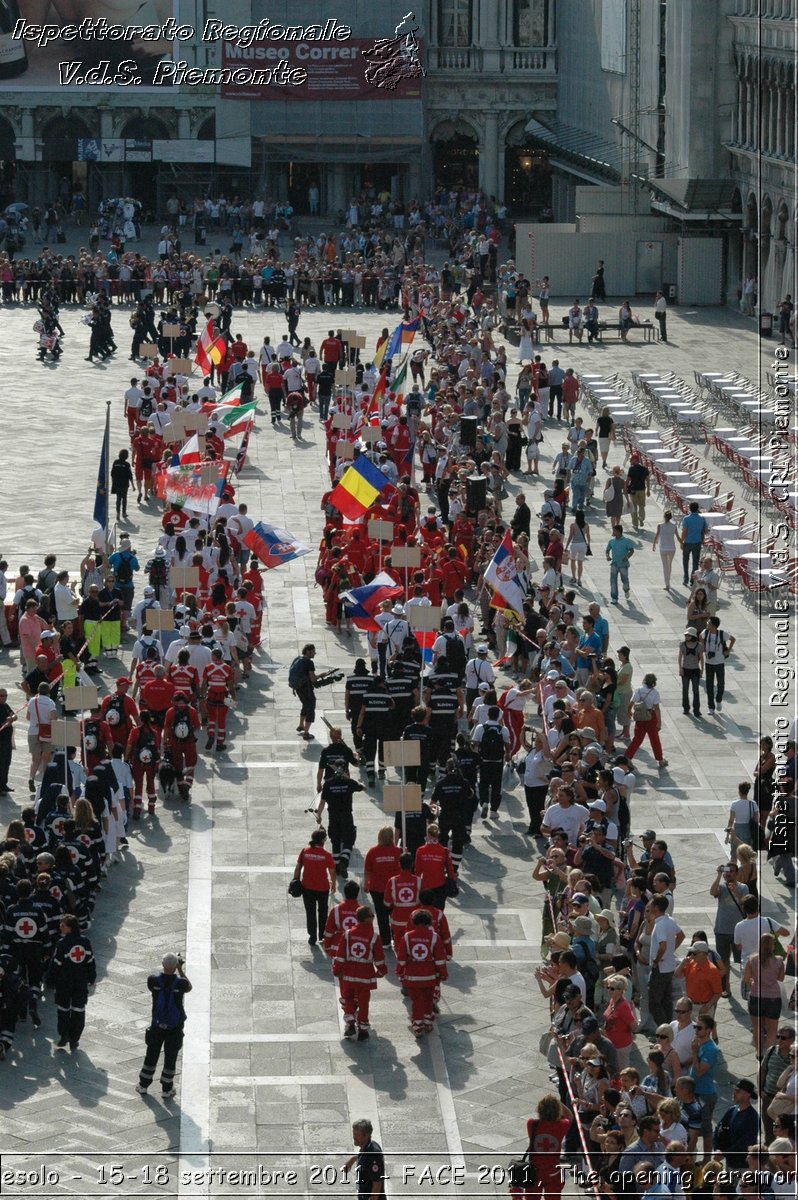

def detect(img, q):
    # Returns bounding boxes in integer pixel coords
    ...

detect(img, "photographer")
[136,952,192,1101]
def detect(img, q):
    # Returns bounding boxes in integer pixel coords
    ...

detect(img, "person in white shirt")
[124,380,143,427]
[227,505,255,565]
[53,572,80,623]
[541,792,590,845]
[0,559,10,646]
[27,683,58,787]
[543,678,577,724]
[283,363,304,393]
[733,896,789,969]
[649,896,684,1026]
[464,646,496,704]
[132,588,161,634]
[276,338,294,360]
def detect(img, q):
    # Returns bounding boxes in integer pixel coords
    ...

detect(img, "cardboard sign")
[63,685,99,712]
[339,329,356,341]
[139,343,159,358]
[361,426,382,445]
[146,609,175,631]
[162,323,183,338]
[408,605,441,631]
[349,335,367,350]
[391,546,422,569]
[335,368,357,386]
[181,412,209,434]
[332,412,351,430]
[171,567,200,590]
[383,740,421,768]
[336,440,355,461]
[368,519,394,541]
[382,783,422,813]
[195,463,218,485]
[51,718,82,745]
[168,357,193,375]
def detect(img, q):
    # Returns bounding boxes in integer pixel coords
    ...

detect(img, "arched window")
[120,115,171,141]
[197,116,216,141]
[513,0,548,46]
[438,0,472,46]
[41,115,92,161]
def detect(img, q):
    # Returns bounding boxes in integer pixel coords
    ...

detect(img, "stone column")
[177,109,191,140]
[327,163,347,215]
[477,0,501,70]
[480,111,500,199]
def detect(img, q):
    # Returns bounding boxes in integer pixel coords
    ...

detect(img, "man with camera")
[136,952,192,1101]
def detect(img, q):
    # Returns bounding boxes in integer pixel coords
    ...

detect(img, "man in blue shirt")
[605,524,635,604]
[588,603,610,655]
[689,1014,720,1157]
[575,616,603,686]
[679,503,708,587]
[568,446,594,513]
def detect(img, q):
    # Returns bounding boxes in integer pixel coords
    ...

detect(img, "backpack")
[150,559,168,586]
[288,656,308,691]
[479,724,505,763]
[104,696,125,727]
[114,555,133,586]
[443,633,466,678]
[152,974,183,1030]
[572,936,600,987]
[139,395,154,419]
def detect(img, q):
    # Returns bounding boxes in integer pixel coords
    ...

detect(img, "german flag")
[194,319,226,374]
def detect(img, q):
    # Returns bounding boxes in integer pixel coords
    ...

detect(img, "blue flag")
[93,419,109,530]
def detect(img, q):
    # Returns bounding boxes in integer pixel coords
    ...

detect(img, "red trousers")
[207,699,228,741]
[131,762,157,808]
[340,982,372,1029]
[307,376,317,405]
[407,984,436,1033]
[626,720,664,763]
[169,742,198,783]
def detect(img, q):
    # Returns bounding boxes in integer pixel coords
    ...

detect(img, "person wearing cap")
[575,824,617,908]
[132,587,162,636]
[712,1079,759,1172]
[136,952,192,1100]
[464,645,495,710]
[674,941,723,1024]
[678,628,704,718]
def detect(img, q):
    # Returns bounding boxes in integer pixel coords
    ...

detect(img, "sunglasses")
[656,1034,669,1039]
[777,1033,794,1040]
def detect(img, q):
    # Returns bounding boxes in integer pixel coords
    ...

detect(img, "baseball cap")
[143,585,155,596]
[546,670,559,681]
[571,892,589,905]
[116,677,131,686]
[684,626,698,636]
[588,799,607,812]
[478,682,490,693]
[179,625,191,637]
[581,1016,599,1033]
[690,941,710,954]
[642,829,657,841]
[41,630,56,638]
[734,1079,757,1098]
[563,984,582,1000]
[477,644,488,654]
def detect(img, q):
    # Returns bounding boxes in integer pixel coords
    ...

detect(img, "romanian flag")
[329,456,392,521]
[386,317,421,360]
[194,319,226,374]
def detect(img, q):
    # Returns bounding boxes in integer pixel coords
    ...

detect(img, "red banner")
[220,39,423,100]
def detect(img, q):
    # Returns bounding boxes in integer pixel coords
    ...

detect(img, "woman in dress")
[525,403,543,476]
[564,510,591,586]
[619,301,633,341]
[603,466,625,523]
[686,587,711,638]
[505,409,525,471]
[652,510,678,590]
[518,322,534,365]
[596,407,615,469]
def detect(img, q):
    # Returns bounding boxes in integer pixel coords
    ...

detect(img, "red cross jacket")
[383,870,422,929]
[395,925,448,985]
[322,898,361,957]
[331,921,387,988]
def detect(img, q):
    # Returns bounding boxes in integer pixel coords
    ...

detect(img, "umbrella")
[4,202,28,215]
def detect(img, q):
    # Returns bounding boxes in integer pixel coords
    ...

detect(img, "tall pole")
[104,399,112,556]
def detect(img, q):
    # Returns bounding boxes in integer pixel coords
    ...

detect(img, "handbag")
[767,1093,796,1119]
[767,916,787,958]
[602,481,615,503]
[445,875,460,898]
[34,698,52,743]
[585,546,593,557]
[508,1122,538,1192]
[287,878,303,898]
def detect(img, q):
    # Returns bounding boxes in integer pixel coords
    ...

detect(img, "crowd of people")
[0,207,795,1195]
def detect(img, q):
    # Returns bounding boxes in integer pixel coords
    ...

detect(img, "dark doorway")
[504,145,552,215]
[432,133,478,191]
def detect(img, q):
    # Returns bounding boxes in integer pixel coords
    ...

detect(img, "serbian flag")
[330,457,392,521]
[243,522,310,569]
[483,530,528,618]
[194,319,226,374]
[341,571,403,631]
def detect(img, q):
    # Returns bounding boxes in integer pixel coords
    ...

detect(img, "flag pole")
[104,400,112,557]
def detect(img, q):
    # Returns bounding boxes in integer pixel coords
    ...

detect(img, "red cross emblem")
[410,942,428,961]
[68,846,81,865]
[53,817,66,836]
[68,945,87,964]
[342,914,358,931]
[349,940,368,959]
[397,885,415,904]
[25,827,35,843]
[79,834,92,847]
[15,918,37,939]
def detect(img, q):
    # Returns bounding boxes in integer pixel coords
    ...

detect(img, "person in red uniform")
[414,824,456,911]
[390,417,412,474]
[439,549,469,604]
[161,504,189,532]
[168,650,200,705]
[81,708,113,774]
[140,666,175,729]
[126,709,161,817]
[292,827,337,946]
[135,425,163,502]
[395,909,448,1038]
[413,890,453,1011]
[100,678,139,749]
[363,827,403,948]
[162,693,201,802]
[510,1096,573,1200]
[319,330,342,373]
[331,905,387,1041]
[383,852,422,948]
[322,878,362,957]
[202,647,235,752]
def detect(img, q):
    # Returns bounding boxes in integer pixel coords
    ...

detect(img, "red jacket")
[364,845,403,895]
[384,870,422,929]
[163,703,201,747]
[411,904,453,960]
[414,842,454,891]
[322,898,361,957]
[396,925,448,985]
[126,723,161,764]
[141,677,175,716]
[100,693,139,742]
[331,921,387,987]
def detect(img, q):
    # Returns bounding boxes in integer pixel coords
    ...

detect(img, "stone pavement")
[0,294,793,1197]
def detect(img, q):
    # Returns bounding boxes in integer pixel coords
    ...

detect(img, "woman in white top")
[565,511,591,586]
[726,781,757,848]
[525,405,543,475]
[652,509,678,590]
[517,321,534,365]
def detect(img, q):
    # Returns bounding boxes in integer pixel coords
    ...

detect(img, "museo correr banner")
[220,37,423,101]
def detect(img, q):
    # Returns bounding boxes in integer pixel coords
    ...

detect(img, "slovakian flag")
[243,522,310,570]
[330,456,392,521]
[483,529,528,618]
[194,319,226,374]
[341,571,403,631]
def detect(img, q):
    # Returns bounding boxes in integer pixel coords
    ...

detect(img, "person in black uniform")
[344,659,371,749]
[394,796,433,858]
[453,733,481,840]
[357,677,395,786]
[401,706,432,794]
[473,706,511,820]
[432,760,475,874]
[425,672,462,774]
[316,767,365,879]
[385,661,418,743]
[0,953,28,1059]
[316,727,359,794]
[0,688,15,795]
[136,952,192,1100]
[45,913,96,1051]
[3,878,48,1027]
[344,1118,386,1200]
